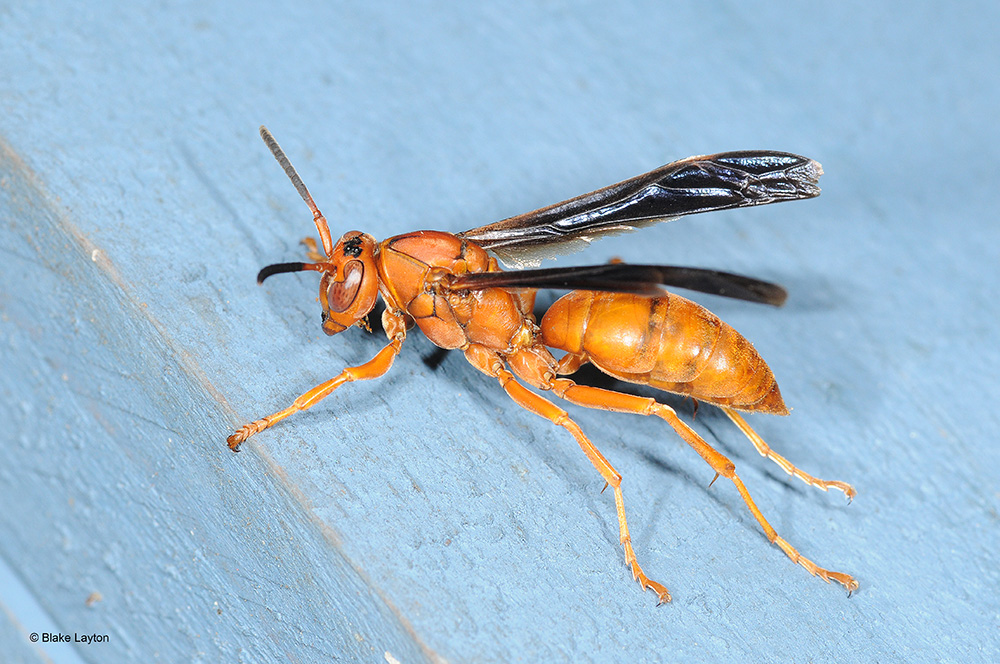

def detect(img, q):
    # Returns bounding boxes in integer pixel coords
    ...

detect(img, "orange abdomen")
[540,290,787,414]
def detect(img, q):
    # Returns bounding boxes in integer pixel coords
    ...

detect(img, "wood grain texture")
[1,2,998,662]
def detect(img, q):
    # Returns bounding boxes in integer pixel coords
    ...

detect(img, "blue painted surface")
[0,553,86,664]
[1,1,998,662]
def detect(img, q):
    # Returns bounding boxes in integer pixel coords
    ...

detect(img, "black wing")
[446,263,787,306]
[459,151,822,267]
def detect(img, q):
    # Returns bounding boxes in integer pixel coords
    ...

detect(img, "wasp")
[229,127,857,602]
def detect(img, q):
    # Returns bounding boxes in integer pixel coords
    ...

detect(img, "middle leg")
[464,344,671,603]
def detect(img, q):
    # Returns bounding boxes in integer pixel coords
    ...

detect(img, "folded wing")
[459,151,822,267]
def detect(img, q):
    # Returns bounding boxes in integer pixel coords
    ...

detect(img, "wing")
[459,151,822,267]
[446,263,787,306]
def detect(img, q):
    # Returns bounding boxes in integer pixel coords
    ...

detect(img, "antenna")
[259,126,335,256]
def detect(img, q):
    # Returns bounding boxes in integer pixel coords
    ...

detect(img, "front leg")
[301,237,325,262]
[228,310,408,451]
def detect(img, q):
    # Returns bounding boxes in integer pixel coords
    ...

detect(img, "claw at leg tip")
[226,432,244,453]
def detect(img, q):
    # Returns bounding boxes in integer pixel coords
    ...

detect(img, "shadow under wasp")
[228,127,857,603]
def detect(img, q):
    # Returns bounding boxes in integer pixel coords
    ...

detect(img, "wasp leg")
[553,352,587,375]
[548,379,858,594]
[464,344,671,604]
[228,335,404,451]
[301,237,325,261]
[722,407,856,501]
[555,353,854,500]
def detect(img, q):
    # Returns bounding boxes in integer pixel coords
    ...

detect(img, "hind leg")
[722,407,855,501]
[547,377,858,593]
[556,353,855,500]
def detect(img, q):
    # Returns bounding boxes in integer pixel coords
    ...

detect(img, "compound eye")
[327,260,364,313]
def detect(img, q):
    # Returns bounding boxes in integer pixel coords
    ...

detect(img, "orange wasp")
[229,126,857,602]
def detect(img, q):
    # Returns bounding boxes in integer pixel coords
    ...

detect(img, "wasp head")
[255,128,382,336]
[316,231,379,335]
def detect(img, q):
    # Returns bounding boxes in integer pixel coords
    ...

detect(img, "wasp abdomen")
[540,291,787,414]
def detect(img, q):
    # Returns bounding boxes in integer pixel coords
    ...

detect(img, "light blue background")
[1,2,997,662]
